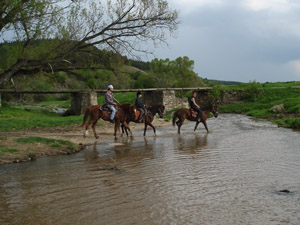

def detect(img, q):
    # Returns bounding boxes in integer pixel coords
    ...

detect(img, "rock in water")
[279,189,290,193]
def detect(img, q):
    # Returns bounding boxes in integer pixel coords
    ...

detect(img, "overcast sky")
[149,0,300,82]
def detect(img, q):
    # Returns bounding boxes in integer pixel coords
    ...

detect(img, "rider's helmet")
[108,84,114,90]
[137,91,142,96]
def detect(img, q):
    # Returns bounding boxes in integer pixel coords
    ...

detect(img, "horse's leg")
[202,120,209,132]
[114,120,120,140]
[124,125,129,136]
[194,121,200,133]
[84,119,94,137]
[123,122,133,137]
[143,123,148,136]
[176,120,182,134]
[92,119,99,139]
[120,124,124,137]
[148,122,156,136]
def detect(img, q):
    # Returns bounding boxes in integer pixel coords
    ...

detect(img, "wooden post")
[69,91,98,115]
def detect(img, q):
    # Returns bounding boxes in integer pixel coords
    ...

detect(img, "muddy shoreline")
[0,118,172,165]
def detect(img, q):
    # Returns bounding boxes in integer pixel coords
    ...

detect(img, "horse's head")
[211,104,219,118]
[157,105,165,118]
[130,105,138,121]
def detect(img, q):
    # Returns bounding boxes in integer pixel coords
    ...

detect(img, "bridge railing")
[0,87,212,94]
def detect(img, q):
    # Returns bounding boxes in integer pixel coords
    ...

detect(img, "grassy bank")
[0,136,81,165]
[0,103,83,131]
[219,82,300,129]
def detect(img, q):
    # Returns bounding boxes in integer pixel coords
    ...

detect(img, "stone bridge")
[0,88,245,115]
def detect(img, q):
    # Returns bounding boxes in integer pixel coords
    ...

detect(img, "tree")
[149,56,205,88]
[0,0,179,86]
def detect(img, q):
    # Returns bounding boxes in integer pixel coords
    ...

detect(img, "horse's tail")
[172,111,178,126]
[80,107,90,127]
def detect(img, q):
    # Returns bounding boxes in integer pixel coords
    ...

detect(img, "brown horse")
[122,105,165,136]
[172,104,218,134]
[80,104,138,139]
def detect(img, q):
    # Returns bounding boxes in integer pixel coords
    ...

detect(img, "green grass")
[16,137,77,150]
[98,92,136,105]
[0,104,82,131]
[0,145,19,155]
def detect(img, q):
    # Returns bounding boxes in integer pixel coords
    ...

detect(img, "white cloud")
[171,0,223,14]
[243,0,299,13]
[288,59,300,78]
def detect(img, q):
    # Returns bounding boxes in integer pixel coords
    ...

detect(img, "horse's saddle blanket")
[190,109,198,118]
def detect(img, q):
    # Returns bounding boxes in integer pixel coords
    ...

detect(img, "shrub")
[243,81,263,102]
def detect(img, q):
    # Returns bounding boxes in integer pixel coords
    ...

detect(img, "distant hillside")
[205,79,242,85]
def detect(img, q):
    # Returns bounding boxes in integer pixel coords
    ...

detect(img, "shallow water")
[1,114,300,225]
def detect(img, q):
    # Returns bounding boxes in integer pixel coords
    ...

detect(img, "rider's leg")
[109,106,116,123]
[194,107,202,122]
[138,108,144,122]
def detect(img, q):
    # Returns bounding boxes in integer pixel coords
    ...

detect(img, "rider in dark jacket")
[135,91,146,122]
[190,91,202,122]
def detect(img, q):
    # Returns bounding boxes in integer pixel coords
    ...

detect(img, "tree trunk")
[0,59,26,86]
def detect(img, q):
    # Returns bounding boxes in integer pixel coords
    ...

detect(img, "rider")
[105,85,120,123]
[190,91,202,122]
[135,91,146,122]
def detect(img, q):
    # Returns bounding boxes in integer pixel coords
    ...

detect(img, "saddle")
[100,104,119,112]
[190,108,198,119]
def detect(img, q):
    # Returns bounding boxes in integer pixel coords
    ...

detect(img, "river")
[1,114,300,225]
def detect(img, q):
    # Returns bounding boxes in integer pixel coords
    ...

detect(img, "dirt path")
[0,119,172,165]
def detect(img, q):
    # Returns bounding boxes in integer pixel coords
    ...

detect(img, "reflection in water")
[1,114,300,225]
[176,133,208,154]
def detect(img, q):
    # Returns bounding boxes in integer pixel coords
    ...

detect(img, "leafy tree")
[149,56,205,88]
[0,0,179,86]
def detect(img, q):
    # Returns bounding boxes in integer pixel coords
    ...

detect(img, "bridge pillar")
[69,91,98,115]
[143,90,188,112]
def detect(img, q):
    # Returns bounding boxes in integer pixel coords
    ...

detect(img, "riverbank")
[219,83,300,129]
[0,118,171,165]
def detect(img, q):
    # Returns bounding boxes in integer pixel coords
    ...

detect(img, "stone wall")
[220,90,245,104]
[143,90,188,112]
[69,91,98,115]
[143,89,245,113]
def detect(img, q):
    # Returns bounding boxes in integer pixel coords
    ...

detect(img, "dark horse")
[122,105,165,136]
[172,104,218,134]
[80,104,138,139]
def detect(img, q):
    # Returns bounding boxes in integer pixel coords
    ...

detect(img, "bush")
[243,81,263,102]
[54,72,67,84]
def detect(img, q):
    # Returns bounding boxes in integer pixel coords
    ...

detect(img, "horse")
[80,104,138,139]
[121,105,165,136]
[172,103,218,134]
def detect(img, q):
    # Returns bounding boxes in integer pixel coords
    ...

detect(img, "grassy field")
[0,103,83,131]
[219,82,300,129]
